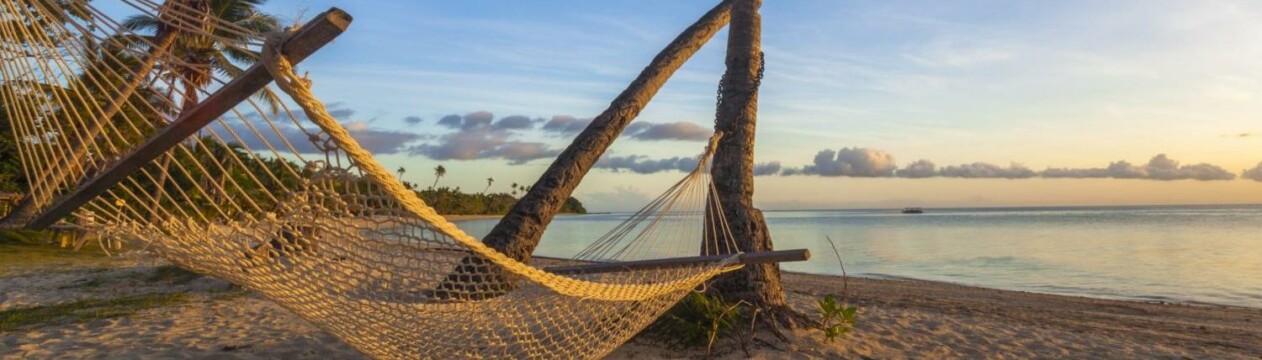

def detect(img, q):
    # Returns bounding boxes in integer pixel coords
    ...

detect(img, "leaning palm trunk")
[0,34,177,229]
[482,0,735,261]
[431,0,736,299]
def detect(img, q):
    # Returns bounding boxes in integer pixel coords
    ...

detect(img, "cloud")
[594,154,781,176]
[1244,162,1262,181]
[939,162,1038,179]
[459,111,494,130]
[403,116,423,125]
[1044,155,1234,181]
[493,115,537,130]
[1170,163,1236,181]
[797,148,897,177]
[595,155,698,174]
[228,105,422,154]
[1043,160,1143,179]
[328,108,355,119]
[624,121,712,141]
[221,119,421,155]
[783,147,1237,181]
[542,117,712,142]
[483,141,560,164]
[411,111,559,164]
[437,114,463,128]
[541,115,591,134]
[753,161,782,176]
[896,159,937,178]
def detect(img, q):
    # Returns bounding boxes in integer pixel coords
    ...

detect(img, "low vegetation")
[0,231,113,275]
[0,293,190,332]
[649,292,743,348]
[817,294,857,342]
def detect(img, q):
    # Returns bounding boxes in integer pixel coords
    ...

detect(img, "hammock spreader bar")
[543,249,810,275]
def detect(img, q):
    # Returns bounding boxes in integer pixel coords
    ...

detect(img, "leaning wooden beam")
[482,0,737,262]
[543,249,810,275]
[26,8,353,230]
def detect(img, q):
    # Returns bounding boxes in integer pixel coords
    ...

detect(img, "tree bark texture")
[706,0,789,310]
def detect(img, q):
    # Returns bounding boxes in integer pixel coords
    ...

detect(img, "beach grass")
[0,292,190,332]
[0,234,114,276]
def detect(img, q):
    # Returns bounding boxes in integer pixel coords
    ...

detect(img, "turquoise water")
[456,205,1262,308]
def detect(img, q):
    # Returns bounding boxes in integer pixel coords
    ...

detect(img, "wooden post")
[26,8,353,230]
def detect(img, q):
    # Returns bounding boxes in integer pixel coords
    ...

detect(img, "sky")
[118,1,1262,211]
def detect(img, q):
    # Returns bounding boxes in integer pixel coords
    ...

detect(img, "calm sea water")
[456,204,1262,308]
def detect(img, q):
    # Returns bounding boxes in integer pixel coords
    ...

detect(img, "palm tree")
[122,0,280,113]
[432,165,446,189]
[704,0,796,325]
[484,177,494,193]
[122,0,279,219]
[397,166,406,179]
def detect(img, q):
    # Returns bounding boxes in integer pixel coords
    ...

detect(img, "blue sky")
[105,1,1262,211]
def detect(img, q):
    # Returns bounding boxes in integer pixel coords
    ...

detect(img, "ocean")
[455,204,1262,308]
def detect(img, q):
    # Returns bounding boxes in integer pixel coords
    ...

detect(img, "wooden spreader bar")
[27,8,353,230]
[543,248,810,275]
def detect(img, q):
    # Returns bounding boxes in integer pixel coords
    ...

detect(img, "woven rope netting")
[0,0,748,358]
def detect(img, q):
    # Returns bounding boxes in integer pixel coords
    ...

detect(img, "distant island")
[416,187,586,216]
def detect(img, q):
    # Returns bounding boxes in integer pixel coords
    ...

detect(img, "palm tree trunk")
[431,1,735,300]
[0,34,177,229]
[482,0,735,261]
[706,0,806,329]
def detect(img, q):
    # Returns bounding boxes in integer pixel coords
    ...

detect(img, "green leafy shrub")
[645,292,743,350]
[817,294,857,342]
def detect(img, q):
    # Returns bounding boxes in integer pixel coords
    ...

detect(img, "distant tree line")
[416,187,586,216]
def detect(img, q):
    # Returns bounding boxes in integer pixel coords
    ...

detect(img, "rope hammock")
[0,0,805,358]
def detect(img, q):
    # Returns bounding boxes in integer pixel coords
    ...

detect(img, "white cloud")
[795,148,897,177]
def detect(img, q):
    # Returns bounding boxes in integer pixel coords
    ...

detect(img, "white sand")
[2,257,1260,359]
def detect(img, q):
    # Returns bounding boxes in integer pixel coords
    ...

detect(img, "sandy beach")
[2,250,1258,359]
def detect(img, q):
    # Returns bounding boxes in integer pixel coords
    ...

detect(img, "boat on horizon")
[902,207,924,214]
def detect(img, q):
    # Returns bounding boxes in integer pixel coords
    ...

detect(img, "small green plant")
[817,294,857,342]
[646,292,743,353]
[0,293,189,331]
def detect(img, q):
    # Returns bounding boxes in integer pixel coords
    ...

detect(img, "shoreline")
[2,250,1259,358]
[807,271,1261,311]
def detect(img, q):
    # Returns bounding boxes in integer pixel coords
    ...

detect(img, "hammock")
[0,0,804,358]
